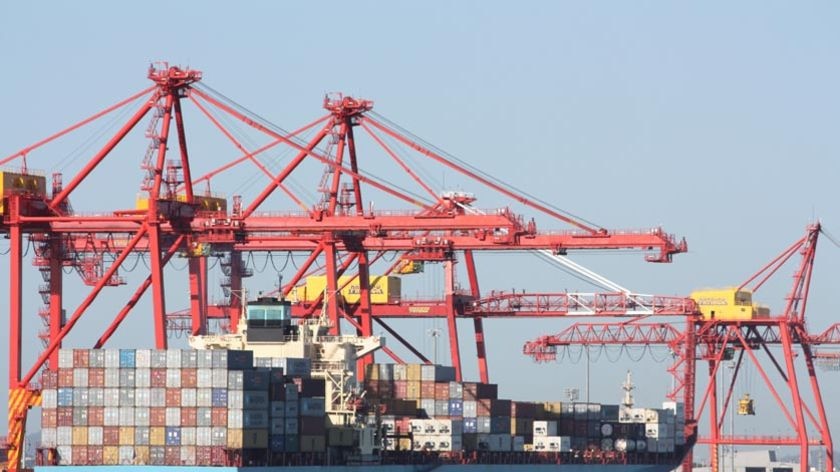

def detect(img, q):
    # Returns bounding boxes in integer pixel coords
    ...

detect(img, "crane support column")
[356,250,374,381]
[188,254,208,336]
[324,239,341,335]
[709,356,720,472]
[780,322,810,472]
[444,260,462,380]
[465,250,489,382]
[8,195,23,387]
[48,237,64,371]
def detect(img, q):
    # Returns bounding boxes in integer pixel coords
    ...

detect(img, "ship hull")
[36,465,680,472]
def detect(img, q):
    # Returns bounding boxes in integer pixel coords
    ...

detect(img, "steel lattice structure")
[523,224,836,472]
[0,64,693,470]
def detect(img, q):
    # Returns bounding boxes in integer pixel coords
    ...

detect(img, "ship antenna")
[621,370,635,408]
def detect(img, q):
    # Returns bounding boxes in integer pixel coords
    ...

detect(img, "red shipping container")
[165,388,181,407]
[72,445,88,465]
[196,446,213,466]
[87,446,103,464]
[210,446,226,465]
[181,369,197,388]
[103,426,120,446]
[41,370,58,389]
[181,407,197,426]
[393,380,408,398]
[420,382,436,399]
[395,417,411,434]
[57,407,74,426]
[434,382,449,400]
[476,399,491,417]
[150,407,167,426]
[164,446,180,465]
[88,407,104,426]
[151,369,167,388]
[41,409,57,428]
[73,350,89,368]
[58,370,74,387]
[211,407,227,427]
[88,368,105,387]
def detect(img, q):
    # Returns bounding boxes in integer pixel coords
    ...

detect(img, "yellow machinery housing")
[0,171,47,214]
[295,275,401,304]
[738,393,755,415]
[690,287,770,321]
[136,194,227,213]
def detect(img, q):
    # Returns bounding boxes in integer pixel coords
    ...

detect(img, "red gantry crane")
[524,223,836,472]
[0,64,688,470]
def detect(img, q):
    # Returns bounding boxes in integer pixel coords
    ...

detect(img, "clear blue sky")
[2,1,839,460]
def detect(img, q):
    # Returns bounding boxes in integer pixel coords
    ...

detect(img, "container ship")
[33,294,692,471]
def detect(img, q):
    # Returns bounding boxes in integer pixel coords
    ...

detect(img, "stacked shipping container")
[364,363,685,455]
[40,349,325,465]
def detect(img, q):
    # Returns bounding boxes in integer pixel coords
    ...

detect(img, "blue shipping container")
[448,399,464,416]
[119,349,136,368]
[57,388,73,407]
[270,434,285,451]
[165,426,181,445]
[211,388,228,407]
[463,417,478,434]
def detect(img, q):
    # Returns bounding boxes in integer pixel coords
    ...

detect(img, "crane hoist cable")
[369,111,601,229]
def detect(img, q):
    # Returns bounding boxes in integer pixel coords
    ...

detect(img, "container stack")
[363,362,685,456]
[40,349,327,466]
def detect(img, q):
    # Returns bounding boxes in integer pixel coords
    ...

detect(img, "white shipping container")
[119,407,135,426]
[196,426,212,446]
[533,436,571,452]
[166,369,182,388]
[393,364,407,381]
[89,388,104,406]
[57,426,73,446]
[533,420,557,437]
[104,369,120,387]
[197,350,213,368]
[73,368,89,387]
[58,350,74,369]
[166,407,181,426]
[181,427,197,446]
[197,369,213,388]
[196,388,212,407]
[228,390,244,409]
[72,388,89,406]
[211,369,228,388]
[228,409,243,429]
[135,389,151,407]
[150,388,166,407]
[42,389,57,409]
[166,349,182,369]
[463,400,477,418]
[57,446,72,465]
[135,369,151,388]
[135,349,151,368]
[104,407,120,426]
[41,427,57,447]
[135,408,150,427]
[408,418,463,435]
[211,427,227,447]
[104,350,120,368]
[118,445,134,464]
[382,419,396,433]
[87,426,103,445]
[181,388,197,408]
